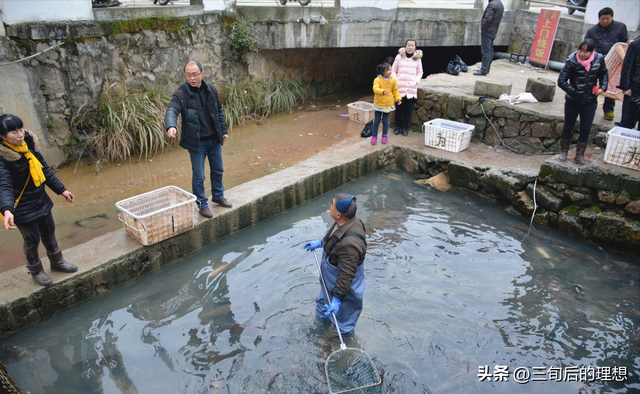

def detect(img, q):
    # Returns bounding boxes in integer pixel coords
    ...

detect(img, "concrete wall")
[0,0,93,24]
[585,0,640,31]
[342,0,398,9]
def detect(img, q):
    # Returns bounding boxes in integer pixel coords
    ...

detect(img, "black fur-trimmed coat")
[0,131,66,225]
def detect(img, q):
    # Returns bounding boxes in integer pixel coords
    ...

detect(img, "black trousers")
[619,84,640,130]
[561,100,597,143]
[395,97,416,129]
[16,211,60,266]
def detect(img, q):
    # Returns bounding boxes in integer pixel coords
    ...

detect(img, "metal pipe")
[495,52,565,72]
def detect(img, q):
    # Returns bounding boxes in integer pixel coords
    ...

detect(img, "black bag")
[454,55,468,72]
[446,61,461,76]
[360,120,374,138]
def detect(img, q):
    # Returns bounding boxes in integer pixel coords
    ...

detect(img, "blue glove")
[324,297,341,316]
[304,239,322,251]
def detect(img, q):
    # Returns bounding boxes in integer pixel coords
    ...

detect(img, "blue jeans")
[189,138,224,208]
[372,111,389,137]
[480,31,497,74]
[561,101,597,143]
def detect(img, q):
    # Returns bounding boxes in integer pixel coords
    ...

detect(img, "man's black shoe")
[199,207,213,218]
[473,71,487,76]
[213,198,233,208]
[402,129,408,136]
[394,127,401,135]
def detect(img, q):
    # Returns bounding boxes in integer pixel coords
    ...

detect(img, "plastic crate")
[347,101,374,124]
[116,186,197,246]
[604,127,640,171]
[423,119,475,152]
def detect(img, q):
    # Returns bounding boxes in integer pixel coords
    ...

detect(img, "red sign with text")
[529,9,561,66]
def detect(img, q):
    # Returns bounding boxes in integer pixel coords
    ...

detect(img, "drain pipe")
[495,52,565,72]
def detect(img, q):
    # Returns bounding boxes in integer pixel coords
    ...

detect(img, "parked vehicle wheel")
[566,0,583,15]
[299,0,311,5]
[279,0,287,5]
[158,0,171,5]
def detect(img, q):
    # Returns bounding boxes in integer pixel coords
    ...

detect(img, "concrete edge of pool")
[0,135,638,338]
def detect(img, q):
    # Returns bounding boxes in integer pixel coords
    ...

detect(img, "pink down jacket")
[392,48,424,99]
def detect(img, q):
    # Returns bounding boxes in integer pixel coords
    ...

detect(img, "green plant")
[220,73,309,129]
[71,79,174,163]
[228,20,259,64]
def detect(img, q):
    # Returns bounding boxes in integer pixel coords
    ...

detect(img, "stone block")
[447,162,480,190]
[30,25,49,40]
[531,122,556,138]
[513,191,535,216]
[625,200,640,215]
[527,183,563,212]
[503,118,521,138]
[502,137,545,154]
[474,81,512,99]
[592,211,640,249]
[468,117,486,143]
[483,168,523,200]
[525,77,556,102]
[557,210,590,239]
[539,161,585,187]
[494,106,519,119]
[446,96,462,119]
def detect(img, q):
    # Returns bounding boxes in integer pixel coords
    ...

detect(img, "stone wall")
[409,86,611,154]
[384,146,640,252]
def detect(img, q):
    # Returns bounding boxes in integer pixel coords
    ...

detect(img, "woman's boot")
[28,261,53,286]
[48,250,78,273]
[574,142,588,165]
[557,139,570,162]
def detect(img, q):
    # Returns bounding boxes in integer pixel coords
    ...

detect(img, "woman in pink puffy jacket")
[392,39,424,136]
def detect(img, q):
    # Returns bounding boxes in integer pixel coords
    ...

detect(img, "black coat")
[0,131,66,225]
[164,81,228,153]
[558,51,609,105]
[481,0,504,34]
[619,37,640,91]
[584,20,629,56]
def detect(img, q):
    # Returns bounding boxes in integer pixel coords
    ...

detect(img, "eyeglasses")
[185,72,202,78]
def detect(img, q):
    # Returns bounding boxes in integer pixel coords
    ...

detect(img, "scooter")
[279,0,311,6]
[566,0,587,15]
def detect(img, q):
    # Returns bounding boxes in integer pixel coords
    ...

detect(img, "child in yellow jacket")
[371,63,402,145]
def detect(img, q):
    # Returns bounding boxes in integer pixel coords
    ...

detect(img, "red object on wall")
[529,9,561,66]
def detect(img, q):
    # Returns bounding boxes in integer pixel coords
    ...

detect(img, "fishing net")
[325,347,382,394]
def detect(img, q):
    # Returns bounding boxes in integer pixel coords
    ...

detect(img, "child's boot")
[371,135,377,145]
[381,136,388,144]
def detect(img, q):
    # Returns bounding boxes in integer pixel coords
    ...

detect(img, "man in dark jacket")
[617,36,640,130]
[304,193,367,336]
[165,60,231,218]
[584,7,630,121]
[474,0,504,76]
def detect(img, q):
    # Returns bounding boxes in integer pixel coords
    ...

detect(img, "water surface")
[1,170,638,393]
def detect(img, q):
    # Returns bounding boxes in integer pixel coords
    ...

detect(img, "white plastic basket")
[347,101,374,124]
[604,127,640,171]
[116,186,197,246]
[423,119,475,153]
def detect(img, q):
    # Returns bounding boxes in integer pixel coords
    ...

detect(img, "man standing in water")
[165,60,232,218]
[474,0,504,76]
[304,193,367,336]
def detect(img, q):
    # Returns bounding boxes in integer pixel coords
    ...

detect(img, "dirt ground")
[0,93,375,272]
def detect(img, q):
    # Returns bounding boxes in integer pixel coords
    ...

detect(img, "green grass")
[71,80,174,163]
[220,74,310,129]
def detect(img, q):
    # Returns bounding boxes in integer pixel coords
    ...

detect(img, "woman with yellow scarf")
[0,114,77,286]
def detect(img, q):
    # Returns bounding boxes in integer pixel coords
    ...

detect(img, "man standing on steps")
[165,60,232,218]
[585,7,630,121]
[474,0,504,76]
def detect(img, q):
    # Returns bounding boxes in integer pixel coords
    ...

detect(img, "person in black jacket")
[557,39,609,165]
[165,60,231,219]
[0,114,77,286]
[617,36,640,130]
[474,0,504,76]
[584,7,630,121]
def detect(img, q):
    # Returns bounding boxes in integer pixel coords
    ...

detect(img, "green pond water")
[0,169,638,393]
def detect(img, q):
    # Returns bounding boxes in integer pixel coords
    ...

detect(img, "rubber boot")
[557,138,570,162]
[28,261,52,286]
[48,250,78,273]
[573,142,588,165]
